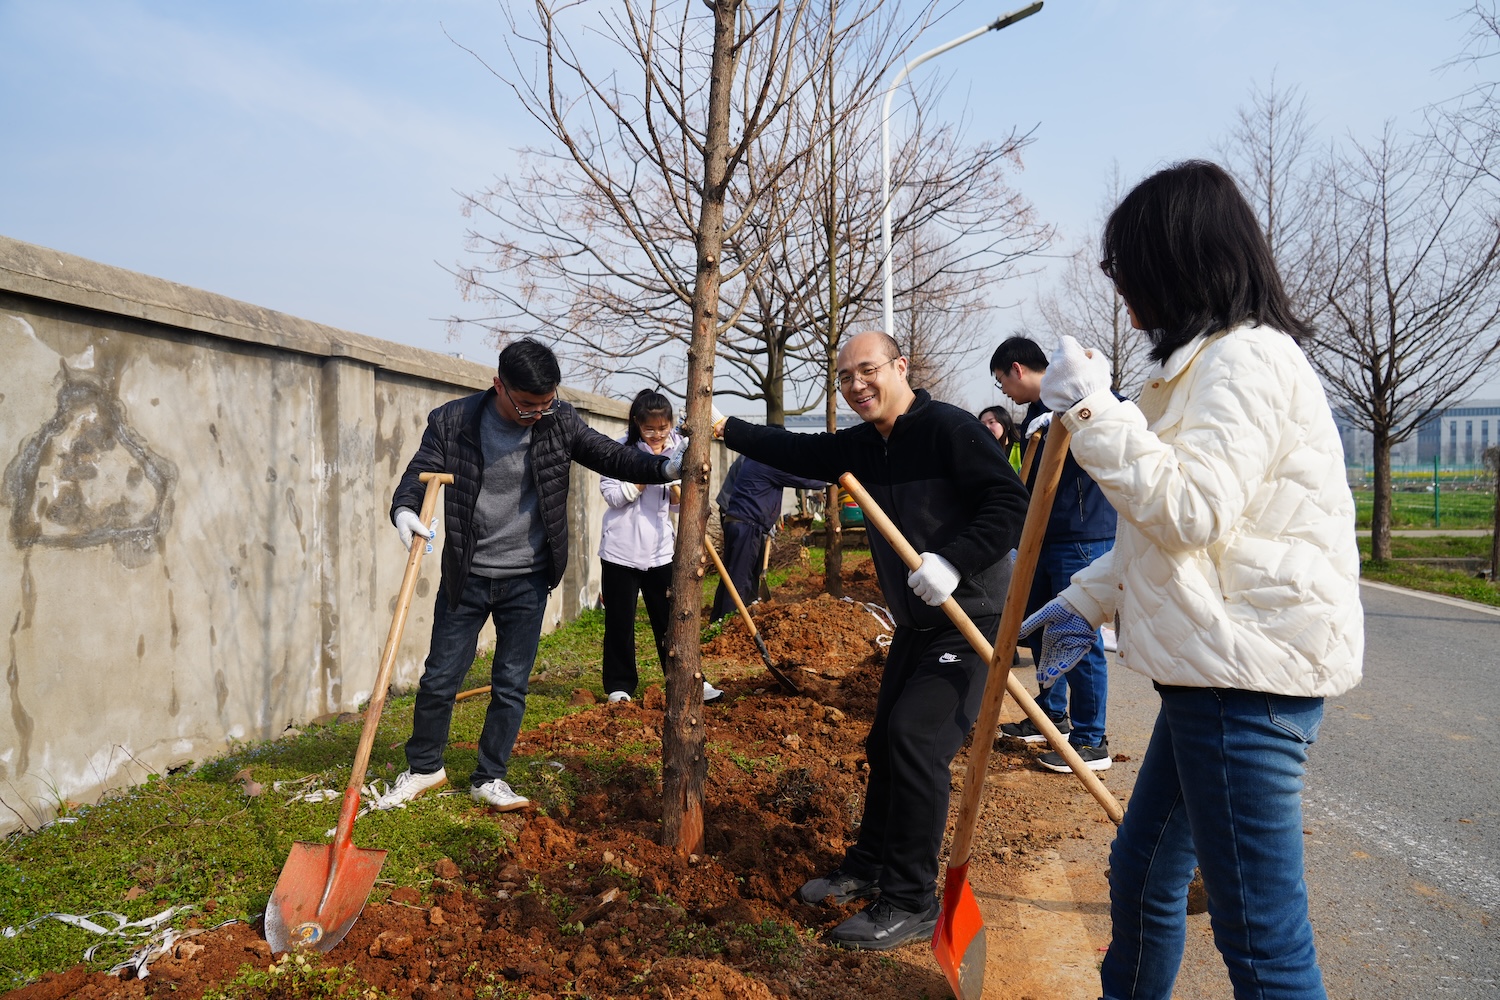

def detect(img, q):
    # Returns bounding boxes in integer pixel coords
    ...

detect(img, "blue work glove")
[1017,597,1096,689]
[661,438,689,479]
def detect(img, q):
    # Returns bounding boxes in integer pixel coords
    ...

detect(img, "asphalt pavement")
[1097,581,1499,999]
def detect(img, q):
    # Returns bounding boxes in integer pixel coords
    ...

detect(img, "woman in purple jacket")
[598,389,723,705]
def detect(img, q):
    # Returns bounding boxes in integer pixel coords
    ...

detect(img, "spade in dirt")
[703,537,800,693]
[265,472,452,954]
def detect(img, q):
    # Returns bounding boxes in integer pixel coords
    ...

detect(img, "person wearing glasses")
[711,329,1028,950]
[599,388,724,705]
[990,335,1120,773]
[1022,161,1362,999]
[385,339,689,810]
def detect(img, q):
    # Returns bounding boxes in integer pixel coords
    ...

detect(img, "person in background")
[711,330,1028,950]
[978,404,1022,472]
[1021,160,1363,999]
[710,455,826,620]
[384,339,688,811]
[991,335,1119,772]
[599,389,723,705]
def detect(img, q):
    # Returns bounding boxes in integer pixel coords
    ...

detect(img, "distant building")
[1336,399,1500,469]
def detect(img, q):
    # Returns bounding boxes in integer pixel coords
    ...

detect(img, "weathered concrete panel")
[0,235,727,834]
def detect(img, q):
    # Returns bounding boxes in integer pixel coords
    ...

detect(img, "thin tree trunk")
[1371,427,1393,562]
[821,15,843,599]
[662,0,737,856]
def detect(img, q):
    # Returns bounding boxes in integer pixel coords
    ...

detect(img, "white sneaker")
[381,768,447,806]
[471,778,529,811]
[607,690,632,704]
[703,680,725,704]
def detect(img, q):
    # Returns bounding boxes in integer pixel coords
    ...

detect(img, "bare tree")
[1310,123,1500,561]
[1217,76,1328,320]
[1033,164,1152,395]
[453,0,879,853]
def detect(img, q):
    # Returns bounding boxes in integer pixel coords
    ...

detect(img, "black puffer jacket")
[391,389,672,607]
[723,390,1029,629]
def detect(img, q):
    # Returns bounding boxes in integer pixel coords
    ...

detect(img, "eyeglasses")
[1098,256,1119,282]
[837,357,899,390]
[501,382,558,419]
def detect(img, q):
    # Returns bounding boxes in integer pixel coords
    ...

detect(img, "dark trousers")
[841,618,995,910]
[710,517,766,620]
[1027,537,1114,747]
[600,559,673,697]
[406,571,549,786]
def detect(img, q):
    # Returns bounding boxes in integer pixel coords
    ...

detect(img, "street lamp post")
[880,2,1043,335]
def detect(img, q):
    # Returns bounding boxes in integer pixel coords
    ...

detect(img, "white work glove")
[394,508,435,552]
[661,438,690,480]
[1017,597,1096,689]
[1025,411,1053,437]
[907,552,961,607]
[710,402,727,438]
[1040,335,1112,412]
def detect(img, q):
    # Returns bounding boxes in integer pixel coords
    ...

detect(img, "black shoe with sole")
[826,897,939,950]
[1038,739,1111,773]
[796,868,880,906]
[999,715,1071,744]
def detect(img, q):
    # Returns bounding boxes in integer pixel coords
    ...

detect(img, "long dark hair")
[1102,160,1312,363]
[625,389,674,446]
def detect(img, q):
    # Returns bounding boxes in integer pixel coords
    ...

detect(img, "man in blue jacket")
[713,330,1028,950]
[711,455,826,620]
[991,335,1118,771]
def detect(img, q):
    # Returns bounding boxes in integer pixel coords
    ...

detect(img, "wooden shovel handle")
[703,538,759,640]
[841,440,1123,855]
[333,472,452,844]
[1018,429,1043,481]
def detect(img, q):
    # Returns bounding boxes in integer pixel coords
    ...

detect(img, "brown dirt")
[5,550,1109,1000]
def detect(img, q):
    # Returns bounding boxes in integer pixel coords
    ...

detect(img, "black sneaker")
[796,868,880,906]
[999,716,1071,744]
[1038,739,1111,773]
[826,897,939,950]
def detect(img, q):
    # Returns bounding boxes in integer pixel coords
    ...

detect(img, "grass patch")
[1356,534,1494,560]
[1352,487,1496,530]
[201,952,394,999]
[1361,560,1500,606]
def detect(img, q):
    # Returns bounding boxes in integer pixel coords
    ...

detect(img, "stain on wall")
[4,362,177,568]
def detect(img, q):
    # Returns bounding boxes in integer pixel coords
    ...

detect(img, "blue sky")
[0,0,1488,410]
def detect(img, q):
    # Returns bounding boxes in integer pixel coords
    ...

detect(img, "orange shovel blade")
[932,861,986,1000]
[265,840,387,953]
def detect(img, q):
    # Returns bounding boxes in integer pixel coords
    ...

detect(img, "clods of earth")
[6,554,1106,1000]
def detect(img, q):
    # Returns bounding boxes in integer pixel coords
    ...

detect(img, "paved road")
[1100,582,1500,999]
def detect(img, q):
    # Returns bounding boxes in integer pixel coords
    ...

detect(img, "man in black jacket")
[712,330,1028,950]
[386,339,686,811]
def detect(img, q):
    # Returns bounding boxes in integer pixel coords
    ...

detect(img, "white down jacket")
[1058,323,1364,697]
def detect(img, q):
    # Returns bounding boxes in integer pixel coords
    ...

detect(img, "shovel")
[703,537,801,693]
[266,471,452,953]
[841,436,1123,1000]
[1018,428,1043,480]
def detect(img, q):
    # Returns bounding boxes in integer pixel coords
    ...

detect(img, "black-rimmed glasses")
[502,382,558,419]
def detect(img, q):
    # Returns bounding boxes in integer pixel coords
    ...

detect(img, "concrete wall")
[0,235,723,834]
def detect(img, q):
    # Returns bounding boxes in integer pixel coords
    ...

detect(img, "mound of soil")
[6,553,1099,1000]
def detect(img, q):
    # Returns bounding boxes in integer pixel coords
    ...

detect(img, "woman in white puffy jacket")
[1023,161,1363,1000]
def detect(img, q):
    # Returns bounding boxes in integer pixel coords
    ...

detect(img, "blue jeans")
[405,571,549,786]
[1101,686,1327,1000]
[1028,537,1112,746]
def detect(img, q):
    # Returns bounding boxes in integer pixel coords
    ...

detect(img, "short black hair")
[497,337,562,393]
[1103,159,1311,363]
[989,336,1048,374]
[625,389,674,446]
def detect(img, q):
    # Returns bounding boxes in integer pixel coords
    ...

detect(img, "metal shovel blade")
[265,839,387,953]
[932,860,986,1000]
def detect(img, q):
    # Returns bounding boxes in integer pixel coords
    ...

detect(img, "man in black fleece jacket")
[713,330,1028,950]
[386,339,685,812]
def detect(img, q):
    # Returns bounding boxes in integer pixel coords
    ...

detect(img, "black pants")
[600,559,673,697]
[841,618,995,910]
[710,517,766,621]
